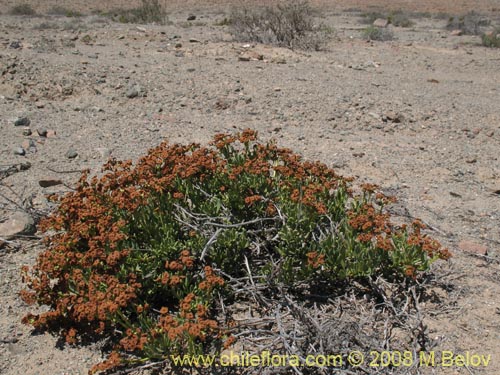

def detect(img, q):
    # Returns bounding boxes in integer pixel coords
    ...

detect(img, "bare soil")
[1,1,500,374]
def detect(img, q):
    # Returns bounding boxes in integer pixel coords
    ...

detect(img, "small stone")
[458,240,488,255]
[136,26,147,33]
[187,68,196,72]
[187,15,196,21]
[37,128,48,137]
[14,147,25,156]
[35,101,45,108]
[385,111,404,123]
[19,162,31,171]
[175,42,182,48]
[466,158,477,164]
[450,29,463,36]
[22,128,32,136]
[189,38,200,43]
[96,148,111,158]
[0,211,36,239]
[14,117,30,127]
[46,129,57,138]
[126,87,139,98]
[66,149,78,159]
[9,41,21,49]
[39,179,63,188]
[373,18,389,28]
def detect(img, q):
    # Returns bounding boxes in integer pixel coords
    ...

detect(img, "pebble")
[126,87,139,98]
[189,38,201,43]
[22,128,32,136]
[37,128,48,137]
[66,149,78,159]
[14,117,30,127]
[14,147,25,156]
[187,15,196,21]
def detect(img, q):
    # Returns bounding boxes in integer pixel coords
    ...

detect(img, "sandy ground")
[1,1,500,374]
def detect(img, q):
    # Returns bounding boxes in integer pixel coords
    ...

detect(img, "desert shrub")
[446,11,490,35]
[388,11,414,28]
[359,11,385,24]
[9,3,36,16]
[21,130,450,373]
[48,6,83,17]
[214,17,231,27]
[229,1,333,50]
[360,10,413,28]
[362,25,394,41]
[482,29,500,47]
[109,0,168,25]
[33,21,59,30]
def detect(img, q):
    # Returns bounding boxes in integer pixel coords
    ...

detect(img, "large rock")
[0,211,36,240]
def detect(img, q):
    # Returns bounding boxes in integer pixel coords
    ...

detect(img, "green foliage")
[482,29,500,48]
[21,130,450,373]
[362,25,394,41]
[9,3,36,16]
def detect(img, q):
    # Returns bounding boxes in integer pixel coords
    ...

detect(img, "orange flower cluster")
[349,204,393,247]
[120,328,148,352]
[199,266,225,291]
[406,220,451,260]
[244,194,263,206]
[306,251,325,269]
[90,351,121,374]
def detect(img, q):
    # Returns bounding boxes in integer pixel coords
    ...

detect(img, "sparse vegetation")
[48,6,83,17]
[108,0,168,25]
[9,3,36,16]
[360,10,413,28]
[482,28,500,47]
[362,25,394,41]
[21,130,450,373]
[359,11,386,25]
[33,21,59,30]
[229,0,333,51]
[214,17,231,27]
[388,11,414,27]
[446,11,490,35]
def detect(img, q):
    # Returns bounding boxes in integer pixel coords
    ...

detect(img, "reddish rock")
[458,240,488,255]
[450,29,463,36]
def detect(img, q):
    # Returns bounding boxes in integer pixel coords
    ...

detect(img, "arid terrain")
[1,1,500,374]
